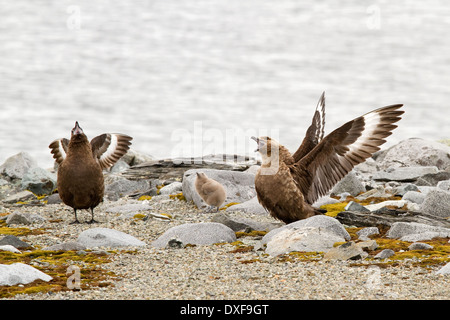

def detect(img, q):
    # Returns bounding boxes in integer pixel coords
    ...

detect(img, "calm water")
[1,0,449,168]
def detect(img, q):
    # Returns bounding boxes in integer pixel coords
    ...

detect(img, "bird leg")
[203,205,220,213]
[69,209,81,224]
[88,208,99,224]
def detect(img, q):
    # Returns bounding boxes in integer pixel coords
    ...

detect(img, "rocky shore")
[0,137,449,300]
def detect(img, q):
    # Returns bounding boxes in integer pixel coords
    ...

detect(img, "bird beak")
[251,136,260,152]
[72,121,84,136]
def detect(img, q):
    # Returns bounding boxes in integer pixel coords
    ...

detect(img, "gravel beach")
[2,195,449,301]
[1,138,450,301]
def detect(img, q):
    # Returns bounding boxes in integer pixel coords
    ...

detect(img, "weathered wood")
[121,155,259,181]
[336,208,450,228]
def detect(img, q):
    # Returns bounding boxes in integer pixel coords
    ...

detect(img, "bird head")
[71,121,84,136]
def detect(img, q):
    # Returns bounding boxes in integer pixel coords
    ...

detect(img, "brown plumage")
[49,121,132,223]
[252,92,404,224]
[195,172,226,212]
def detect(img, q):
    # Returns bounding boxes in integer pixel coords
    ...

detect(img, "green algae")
[169,192,186,201]
[0,248,123,298]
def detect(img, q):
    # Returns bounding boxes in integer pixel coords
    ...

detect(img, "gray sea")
[1,0,449,169]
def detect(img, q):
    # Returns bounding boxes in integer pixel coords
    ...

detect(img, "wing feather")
[292,92,326,162]
[90,133,133,170]
[291,104,403,204]
[49,138,69,164]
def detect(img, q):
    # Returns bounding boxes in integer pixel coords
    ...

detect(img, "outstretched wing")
[292,91,326,162]
[90,133,133,170]
[291,104,403,204]
[49,138,69,164]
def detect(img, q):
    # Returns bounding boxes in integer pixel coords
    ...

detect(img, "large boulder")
[386,222,450,241]
[77,228,146,248]
[373,166,439,182]
[0,263,52,286]
[264,227,345,256]
[262,215,351,244]
[151,222,236,248]
[420,189,450,218]
[330,171,365,197]
[21,167,57,196]
[375,138,450,171]
[104,176,156,201]
[225,196,267,215]
[182,169,256,209]
[261,216,350,256]
[0,152,38,181]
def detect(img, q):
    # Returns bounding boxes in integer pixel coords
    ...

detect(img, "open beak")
[72,121,84,136]
[251,136,260,152]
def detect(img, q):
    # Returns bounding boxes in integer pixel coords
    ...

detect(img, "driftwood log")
[121,155,259,181]
[336,208,450,228]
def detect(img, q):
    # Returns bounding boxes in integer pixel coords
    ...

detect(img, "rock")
[262,215,351,245]
[0,263,52,286]
[167,238,185,249]
[357,240,378,251]
[2,190,36,204]
[313,196,340,208]
[110,159,130,173]
[120,149,156,166]
[438,177,450,188]
[21,167,57,196]
[436,262,450,275]
[0,152,38,181]
[151,222,236,248]
[211,212,281,232]
[356,227,379,240]
[420,189,450,218]
[415,171,450,187]
[394,183,419,196]
[182,169,256,209]
[437,179,450,192]
[46,193,62,204]
[345,201,370,213]
[374,249,395,259]
[77,228,146,248]
[356,186,392,201]
[364,200,407,212]
[43,241,87,251]
[375,138,450,171]
[330,171,365,197]
[400,231,448,242]
[245,165,261,175]
[402,191,426,204]
[265,227,345,256]
[122,154,258,181]
[373,166,439,182]
[104,176,156,201]
[324,241,365,260]
[261,215,350,244]
[408,242,433,250]
[386,222,450,241]
[0,245,21,253]
[225,196,267,215]
[159,182,183,195]
[417,186,436,195]
[6,212,46,225]
[0,235,32,249]
[105,202,153,214]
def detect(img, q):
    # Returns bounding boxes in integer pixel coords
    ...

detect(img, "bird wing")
[291,104,403,205]
[90,133,133,169]
[292,91,326,162]
[49,138,69,164]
